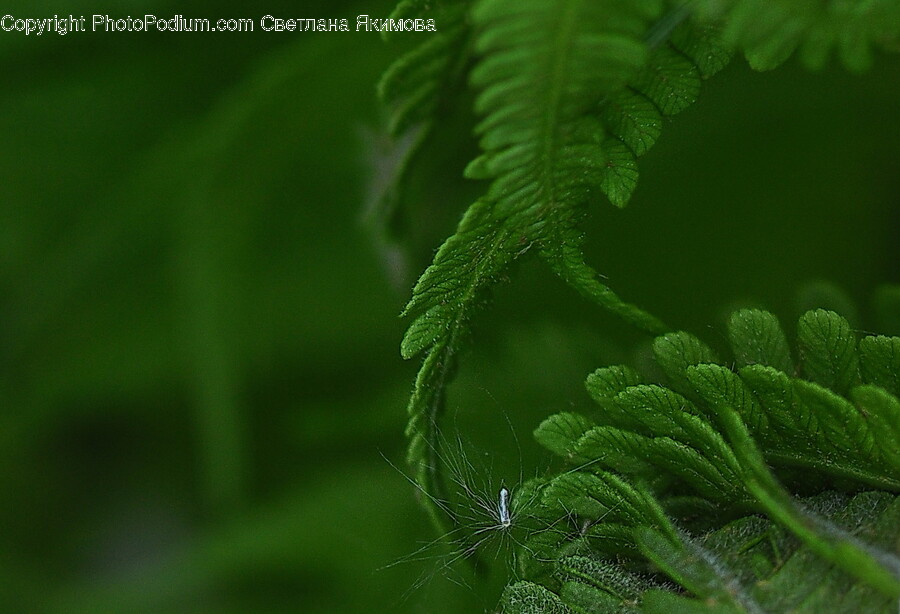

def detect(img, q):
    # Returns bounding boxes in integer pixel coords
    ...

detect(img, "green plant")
[377,1,900,612]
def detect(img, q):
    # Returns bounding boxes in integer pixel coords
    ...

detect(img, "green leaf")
[669,19,734,79]
[727,309,793,374]
[603,385,742,477]
[706,0,900,72]
[397,0,676,540]
[600,92,662,157]
[542,231,668,334]
[574,426,743,503]
[535,412,596,460]
[850,385,900,476]
[502,581,575,614]
[652,331,719,398]
[720,407,900,599]
[687,364,768,434]
[637,527,763,613]
[797,309,860,395]
[792,380,876,466]
[858,335,900,396]
[585,365,644,403]
[597,138,639,207]
[558,555,651,614]
[379,3,469,133]
[542,470,676,540]
[570,426,654,474]
[737,365,806,445]
[632,46,701,116]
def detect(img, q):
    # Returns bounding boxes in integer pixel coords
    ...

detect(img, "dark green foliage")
[378,0,900,612]
[508,308,900,612]
[398,0,679,535]
[379,1,469,134]
[708,0,900,72]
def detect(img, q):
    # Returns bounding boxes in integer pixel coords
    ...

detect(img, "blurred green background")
[1,1,897,612]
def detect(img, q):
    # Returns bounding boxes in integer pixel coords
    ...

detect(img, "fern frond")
[541,309,900,495]
[696,0,900,71]
[850,385,900,476]
[727,308,794,374]
[517,469,676,570]
[858,335,900,396]
[721,407,900,598]
[400,0,675,538]
[378,2,469,135]
[400,200,515,533]
[797,309,861,395]
[510,305,900,613]
[369,2,472,280]
[637,527,766,613]
[517,490,900,614]
[379,0,900,586]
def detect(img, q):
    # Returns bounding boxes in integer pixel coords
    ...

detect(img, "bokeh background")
[2,1,898,612]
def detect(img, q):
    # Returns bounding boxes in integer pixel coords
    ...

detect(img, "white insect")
[383,399,597,606]
[381,428,537,587]
[498,486,512,529]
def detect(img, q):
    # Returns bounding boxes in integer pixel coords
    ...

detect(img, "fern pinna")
[516,307,900,613]
[377,0,900,611]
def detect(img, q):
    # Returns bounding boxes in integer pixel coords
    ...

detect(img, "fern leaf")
[850,385,900,476]
[633,45,701,116]
[599,93,662,158]
[859,335,900,396]
[791,380,877,465]
[558,555,653,613]
[727,308,794,374]
[571,426,744,503]
[541,230,668,334]
[721,406,900,599]
[534,412,596,460]
[652,331,719,399]
[399,0,672,536]
[586,365,645,403]
[504,301,900,613]
[606,385,704,438]
[542,469,677,543]
[503,581,576,614]
[519,492,900,614]
[637,528,765,614]
[688,364,768,434]
[737,364,811,446]
[701,0,900,71]
[669,19,734,78]
[400,202,516,531]
[372,2,471,279]
[797,309,861,395]
[379,3,469,135]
